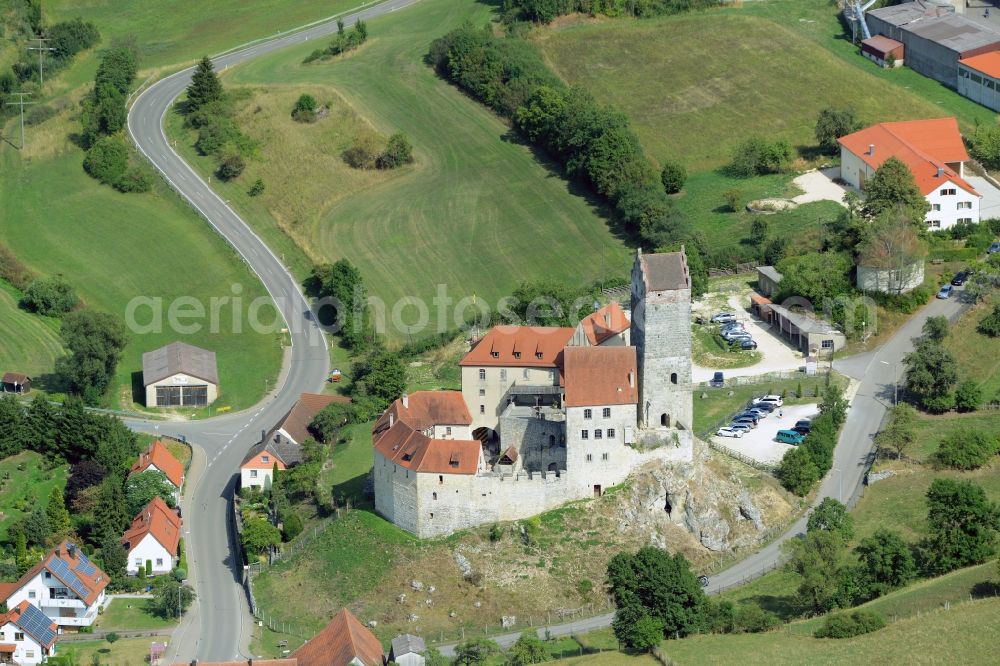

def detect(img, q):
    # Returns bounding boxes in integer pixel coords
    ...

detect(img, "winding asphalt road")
[123,0,974,657]
[124,0,420,659]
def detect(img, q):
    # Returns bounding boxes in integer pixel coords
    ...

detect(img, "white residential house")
[121,496,181,576]
[0,601,58,665]
[129,439,185,502]
[0,542,108,631]
[839,118,981,230]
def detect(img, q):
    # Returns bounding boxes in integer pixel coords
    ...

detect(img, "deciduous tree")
[815,107,862,154]
[861,157,930,223]
[125,471,176,516]
[853,528,915,599]
[919,478,1000,575]
[807,498,853,540]
[57,310,128,404]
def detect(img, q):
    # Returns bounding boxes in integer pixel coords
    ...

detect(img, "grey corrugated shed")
[391,634,427,656]
[142,341,219,386]
[640,252,689,291]
[757,266,784,284]
[768,304,840,335]
[869,3,1000,53]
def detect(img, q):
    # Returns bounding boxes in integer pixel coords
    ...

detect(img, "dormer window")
[491,351,499,358]
[535,352,543,359]
[513,352,521,359]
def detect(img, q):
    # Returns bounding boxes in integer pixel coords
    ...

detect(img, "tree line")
[777,382,849,496]
[501,0,725,24]
[427,24,709,296]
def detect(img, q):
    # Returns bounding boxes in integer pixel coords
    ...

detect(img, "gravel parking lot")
[711,403,819,465]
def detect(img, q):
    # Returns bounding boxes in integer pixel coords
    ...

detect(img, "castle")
[372,249,694,538]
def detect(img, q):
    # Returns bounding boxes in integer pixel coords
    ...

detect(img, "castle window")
[523,368,529,379]
[602,453,609,461]
[432,492,437,500]
[607,428,616,438]
[500,369,507,381]
[480,405,485,414]
[586,454,593,462]
[439,475,443,484]
[536,352,543,359]
[479,369,486,380]
[670,372,678,385]
[602,407,611,418]
[581,430,589,439]
[479,388,485,396]
[446,426,452,436]
[661,413,669,427]
[583,409,592,419]
[513,352,521,359]
[491,351,499,358]
[430,512,434,519]
[594,429,603,439]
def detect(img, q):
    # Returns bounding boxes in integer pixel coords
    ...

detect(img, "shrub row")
[304,20,368,62]
[0,244,36,291]
[814,610,886,639]
[502,0,725,24]
[778,384,849,496]
[932,429,999,470]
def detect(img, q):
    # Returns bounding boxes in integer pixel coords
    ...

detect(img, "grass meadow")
[0,451,68,542]
[0,282,63,385]
[0,135,282,412]
[164,0,632,341]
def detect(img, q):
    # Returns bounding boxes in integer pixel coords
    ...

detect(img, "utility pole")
[4,92,35,150]
[27,38,55,87]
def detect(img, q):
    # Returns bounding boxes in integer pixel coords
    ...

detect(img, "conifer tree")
[186,56,223,112]
[46,486,71,540]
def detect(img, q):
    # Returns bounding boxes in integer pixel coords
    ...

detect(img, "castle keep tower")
[630,249,693,432]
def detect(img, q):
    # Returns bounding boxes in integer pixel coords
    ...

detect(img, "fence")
[708,263,759,278]
[706,440,778,473]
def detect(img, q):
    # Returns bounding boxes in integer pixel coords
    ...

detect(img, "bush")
[248,178,265,197]
[115,167,152,193]
[979,305,1000,338]
[281,511,303,541]
[778,445,819,496]
[343,131,381,169]
[734,604,780,633]
[217,154,245,181]
[105,631,119,643]
[0,244,36,291]
[723,188,742,212]
[291,94,318,122]
[814,611,886,639]
[20,277,78,316]
[728,136,792,177]
[172,567,187,582]
[376,132,414,169]
[660,160,686,194]
[932,429,999,470]
[83,135,128,186]
[968,123,1000,170]
[25,104,57,126]
[954,380,982,412]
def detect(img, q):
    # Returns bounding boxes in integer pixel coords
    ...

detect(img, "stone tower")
[630,248,693,432]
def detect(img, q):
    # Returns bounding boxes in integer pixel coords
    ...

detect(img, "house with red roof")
[0,600,58,664]
[959,51,1000,113]
[838,118,980,230]
[121,496,182,576]
[570,302,630,348]
[130,439,185,499]
[0,541,108,630]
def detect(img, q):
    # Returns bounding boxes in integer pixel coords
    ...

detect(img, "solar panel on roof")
[16,603,56,646]
[48,557,90,600]
[75,551,97,576]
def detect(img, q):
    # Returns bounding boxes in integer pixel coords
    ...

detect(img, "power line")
[5,92,36,150]
[27,38,55,87]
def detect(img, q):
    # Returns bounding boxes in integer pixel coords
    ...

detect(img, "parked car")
[738,338,758,350]
[750,400,776,412]
[989,241,1000,254]
[951,271,969,286]
[745,407,769,419]
[776,429,805,445]
[793,419,812,435]
[753,395,784,408]
[732,416,758,429]
[710,371,725,388]
[722,330,752,342]
[734,412,760,424]
[729,423,752,434]
[716,427,743,439]
[711,312,737,324]
[720,322,745,332]
[936,284,953,299]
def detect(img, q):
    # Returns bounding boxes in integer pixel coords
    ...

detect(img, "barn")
[142,341,218,407]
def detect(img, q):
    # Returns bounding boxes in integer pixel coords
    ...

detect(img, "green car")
[776,429,805,445]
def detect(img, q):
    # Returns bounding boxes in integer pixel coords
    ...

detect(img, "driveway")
[964,175,1000,220]
[711,403,818,465]
[692,294,805,383]
[791,167,848,207]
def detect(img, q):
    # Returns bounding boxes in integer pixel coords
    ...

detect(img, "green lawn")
[96,598,177,632]
[318,422,378,509]
[165,0,632,341]
[45,0,374,70]
[537,1,993,173]
[0,451,68,542]
[0,282,64,388]
[692,325,761,370]
[53,635,171,666]
[0,148,283,412]
[944,291,1000,404]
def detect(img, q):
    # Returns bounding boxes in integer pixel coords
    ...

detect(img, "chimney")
[937,166,944,178]
[191,660,198,666]
[868,143,875,156]
[68,543,76,559]
[402,393,409,409]
[628,371,635,388]
[604,311,611,326]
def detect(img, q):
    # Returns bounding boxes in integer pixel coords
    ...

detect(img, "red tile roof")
[460,326,575,368]
[121,496,181,556]
[838,118,979,196]
[277,392,352,445]
[0,601,57,649]
[1,541,109,607]
[1,372,29,384]
[578,303,630,345]
[375,391,472,433]
[372,392,479,475]
[293,608,385,666]
[960,51,1000,80]
[130,439,184,489]
[172,661,297,666]
[563,346,638,408]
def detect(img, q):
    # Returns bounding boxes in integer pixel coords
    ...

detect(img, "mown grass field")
[944,291,1000,404]
[0,282,63,386]
[0,451,68,541]
[537,1,993,172]
[165,0,631,341]
[96,597,177,632]
[0,140,283,412]
[46,0,370,70]
[54,635,171,665]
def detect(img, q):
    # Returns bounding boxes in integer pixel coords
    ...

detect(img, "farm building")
[756,266,784,298]
[142,341,218,407]
[838,118,980,230]
[861,35,905,67]
[1,372,30,393]
[760,304,847,355]
[866,1,1000,88]
[958,51,1000,112]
